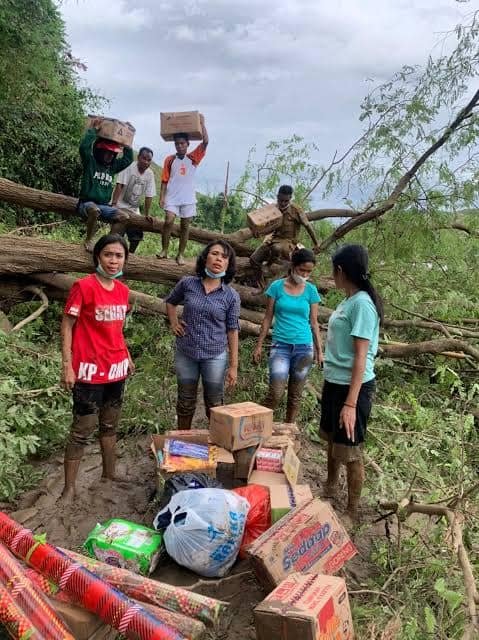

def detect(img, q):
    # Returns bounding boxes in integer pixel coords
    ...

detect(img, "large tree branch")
[380,499,478,639]
[319,88,479,250]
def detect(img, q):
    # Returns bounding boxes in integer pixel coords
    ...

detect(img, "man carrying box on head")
[110,147,157,254]
[249,185,320,288]
[157,114,208,265]
[78,118,134,252]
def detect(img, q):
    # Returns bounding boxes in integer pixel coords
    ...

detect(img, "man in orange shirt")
[158,115,208,265]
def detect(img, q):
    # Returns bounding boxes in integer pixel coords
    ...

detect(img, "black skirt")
[320,379,375,447]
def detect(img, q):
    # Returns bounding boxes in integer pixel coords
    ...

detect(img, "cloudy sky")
[60,0,466,202]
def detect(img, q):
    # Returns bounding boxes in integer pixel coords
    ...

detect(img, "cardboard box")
[151,432,235,490]
[160,111,203,141]
[256,447,283,473]
[263,434,300,454]
[247,498,357,592]
[247,204,283,235]
[209,402,273,451]
[282,444,301,485]
[85,115,135,147]
[254,573,354,640]
[248,470,288,487]
[272,422,300,436]
[270,485,313,523]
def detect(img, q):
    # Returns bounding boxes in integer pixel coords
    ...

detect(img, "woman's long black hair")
[196,240,237,284]
[332,244,384,324]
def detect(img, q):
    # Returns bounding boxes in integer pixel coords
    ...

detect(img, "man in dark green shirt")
[78,120,133,251]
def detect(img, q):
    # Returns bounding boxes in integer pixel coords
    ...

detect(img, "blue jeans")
[175,350,228,420]
[77,200,119,222]
[263,342,314,422]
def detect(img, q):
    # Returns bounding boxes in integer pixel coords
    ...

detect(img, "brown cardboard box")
[248,470,288,487]
[247,498,357,592]
[282,444,301,485]
[270,485,313,523]
[272,422,300,436]
[254,573,354,640]
[263,434,300,454]
[85,115,135,147]
[209,402,273,451]
[151,432,235,490]
[160,111,203,141]
[247,204,283,235]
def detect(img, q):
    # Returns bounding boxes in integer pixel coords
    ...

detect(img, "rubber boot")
[128,237,141,254]
[84,206,100,252]
[176,218,190,265]
[177,414,194,430]
[345,459,365,522]
[110,220,126,235]
[262,379,288,413]
[323,441,340,499]
[59,457,82,503]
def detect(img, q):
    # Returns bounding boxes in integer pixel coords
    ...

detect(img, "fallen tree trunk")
[0,178,253,256]
[0,235,334,307]
[0,275,263,336]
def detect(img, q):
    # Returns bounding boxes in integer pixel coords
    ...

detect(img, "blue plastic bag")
[153,488,250,577]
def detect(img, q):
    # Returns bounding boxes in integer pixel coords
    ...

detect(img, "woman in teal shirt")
[253,248,323,423]
[320,244,383,522]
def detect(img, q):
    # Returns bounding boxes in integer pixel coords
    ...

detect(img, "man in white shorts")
[110,147,157,253]
[157,114,208,265]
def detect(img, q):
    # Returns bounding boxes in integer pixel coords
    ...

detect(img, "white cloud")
[60,0,468,201]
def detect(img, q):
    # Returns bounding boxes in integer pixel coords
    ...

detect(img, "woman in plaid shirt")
[166,241,240,428]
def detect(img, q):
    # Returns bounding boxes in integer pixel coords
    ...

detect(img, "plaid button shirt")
[165,276,241,360]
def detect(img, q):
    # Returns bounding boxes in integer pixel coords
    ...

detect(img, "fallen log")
[0,178,253,256]
[0,275,263,336]
[0,235,334,307]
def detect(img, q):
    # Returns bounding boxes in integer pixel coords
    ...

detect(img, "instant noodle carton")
[83,519,164,576]
[85,115,135,147]
[247,499,357,592]
[269,484,313,523]
[247,203,283,235]
[209,402,273,451]
[160,111,203,141]
[254,573,354,640]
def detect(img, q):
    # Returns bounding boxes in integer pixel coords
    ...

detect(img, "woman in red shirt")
[60,234,134,502]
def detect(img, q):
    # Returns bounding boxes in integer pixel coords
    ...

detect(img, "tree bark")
[0,274,263,336]
[0,236,334,307]
[0,178,253,256]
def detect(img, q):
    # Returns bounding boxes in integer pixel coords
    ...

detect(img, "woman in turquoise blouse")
[253,248,323,423]
[320,244,383,522]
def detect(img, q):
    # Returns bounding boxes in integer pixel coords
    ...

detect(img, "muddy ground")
[4,417,390,639]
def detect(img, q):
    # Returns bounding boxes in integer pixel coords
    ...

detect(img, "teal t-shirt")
[324,290,379,385]
[265,279,321,345]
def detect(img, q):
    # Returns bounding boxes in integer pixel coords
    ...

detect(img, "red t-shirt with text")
[64,274,130,384]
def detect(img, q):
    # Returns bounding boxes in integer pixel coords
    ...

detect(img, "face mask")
[205,267,226,279]
[96,265,123,280]
[291,270,309,285]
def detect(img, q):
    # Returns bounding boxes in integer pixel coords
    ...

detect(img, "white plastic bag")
[154,488,250,577]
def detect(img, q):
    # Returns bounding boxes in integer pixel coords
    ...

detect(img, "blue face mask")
[96,264,123,280]
[205,267,226,279]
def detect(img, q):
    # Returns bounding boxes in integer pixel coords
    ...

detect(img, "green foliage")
[196,192,247,233]
[0,0,103,223]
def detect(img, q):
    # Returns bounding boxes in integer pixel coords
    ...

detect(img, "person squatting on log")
[253,248,323,423]
[157,114,209,265]
[249,185,321,288]
[60,234,135,502]
[320,244,383,522]
[165,240,240,429]
[110,146,157,254]
[77,119,134,252]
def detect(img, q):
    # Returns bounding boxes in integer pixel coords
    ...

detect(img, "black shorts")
[320,379,375,448]
[72,380,125,416]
